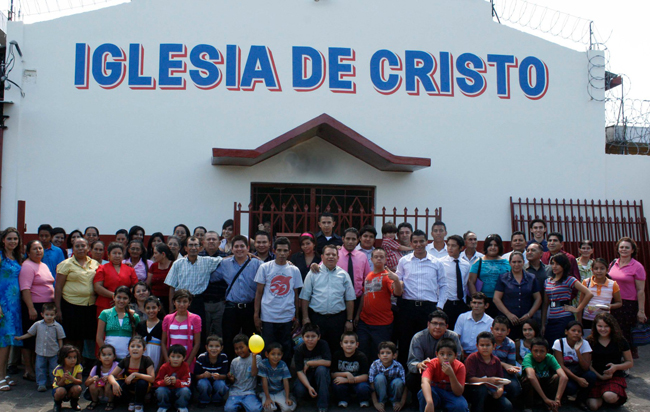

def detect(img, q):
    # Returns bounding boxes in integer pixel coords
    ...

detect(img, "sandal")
[86,401,99,410]
[105,402,115,411]
[0,379,11,391]
[22,373,35,382]
[3,376,16,386]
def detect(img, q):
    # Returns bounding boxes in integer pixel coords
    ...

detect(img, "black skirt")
[61,299,97,341]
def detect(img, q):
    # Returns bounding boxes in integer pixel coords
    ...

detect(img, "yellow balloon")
[249,334,265,353]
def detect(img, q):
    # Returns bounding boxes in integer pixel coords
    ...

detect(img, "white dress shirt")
[460,250,484,267]
[425,243,448,259]
[438,255,471,302]
[396,253,448,308]
[454,311,494,354]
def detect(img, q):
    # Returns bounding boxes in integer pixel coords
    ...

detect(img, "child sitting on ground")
[369,341,406,412]
[464,331,512,412]
[258,342,295,411]
[418,337,467,412]
[52,345,83,412]
[225,334,263,412]
[195,335,229,407]
[521,337,568,412]
[154,344,192,412]
[293,323,331,412]
[331,331,370,408]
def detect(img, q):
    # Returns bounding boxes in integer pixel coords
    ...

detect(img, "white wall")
[3,0,648,239]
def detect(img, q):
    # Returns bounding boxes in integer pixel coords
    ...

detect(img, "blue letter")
[329,47,356,93]
[226,45,241,91]
[159,43,187,90]
[292,46,326,92]
[519,56,548,100]
[91,43,126,89]
[455,53,486,97]
[128,44,156,90]
[404,50,439,95]
[75,43,90,89]
[439,52,454,96]
[370,50,402,95]
[241,46,282,92]
[189,44,223,90]
[487,54,518,99]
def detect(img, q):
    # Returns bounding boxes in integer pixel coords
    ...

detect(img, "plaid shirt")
[382,238,401,271]
[368,359,405,384]
[164,256,223,295]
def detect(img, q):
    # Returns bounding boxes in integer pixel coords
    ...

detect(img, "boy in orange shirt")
[418,338,468,412]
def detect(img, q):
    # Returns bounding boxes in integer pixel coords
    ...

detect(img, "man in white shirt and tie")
[439,235,471,330]
[424,221,448,259]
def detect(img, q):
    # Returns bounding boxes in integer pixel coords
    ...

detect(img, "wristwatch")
[347,319,354,323]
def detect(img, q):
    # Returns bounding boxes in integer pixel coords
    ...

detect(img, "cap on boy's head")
[530,337,549,351]
[436,338,458,355]
[476,331,495,345]
[206,335,224,346]
[378,341,397,354]
[168,344,187,357]
[265,342,283,353]
[302,323,321,336]
[492,316,511,329]
[340,331,358,342]
[233,333,249,346]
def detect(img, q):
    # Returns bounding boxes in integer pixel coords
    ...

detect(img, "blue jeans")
[155,386,191,409]
[566,369,597,401]
[357,321,392,361]
[332,381,371,404]
[293,365,330,410]
[224,394,262,412]
[35,354,57,386]
[261,321,294,367]
[373,374,404,404]
[464,384,512,412]
[418,385,469,412]
[197,378,229,404]
[503,371,522,401]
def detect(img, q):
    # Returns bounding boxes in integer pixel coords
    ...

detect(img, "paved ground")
[2,345,650,412]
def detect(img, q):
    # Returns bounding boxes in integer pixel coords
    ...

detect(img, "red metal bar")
[17,200,26,237]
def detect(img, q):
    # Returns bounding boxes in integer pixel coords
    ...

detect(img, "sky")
[1,0,648,102]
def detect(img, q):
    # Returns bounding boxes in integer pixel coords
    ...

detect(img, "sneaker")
[70,400,81,411]
[178,408,189,412]
[37,385,46,392]
[128,404,136,412]
[360,401,370,408]
[338,401,348,408]
[134,406,143,412]
[156,408,168,412]
[567,395,577,402]
[53,402,62,412]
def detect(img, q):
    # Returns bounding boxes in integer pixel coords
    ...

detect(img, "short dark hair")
[38,224,53,235]
[115,229,128,237]
[492,316,510,329]
[254,231,271,242]
[378,341,397,354]
[477,331,495,345]
[322,244,339,254]
[319,212,335,222]
[359,225,377,238]
[579,239,593,248]
[222,219,234,230]
[483,234,504,255]
[436,338,458,354]
[168,344,187,357]
[174,224,191,237]
[340,331,358,342]
[531,337,549,351]
[616,237,638,258]
[565,320,584,332]
[471,292,487,303]
[446,235,464,248]
[411,229,428,241]
[155,243,175,261]
[397,222,413,233]
[371,247,386,258]
[527,242,543,253]
[508,251,525,263]
[84,226,100,236]
[266,342,283,353]
[172,289,193,302]
[206,335,224,346]
[511,231,526,241]
[233,333,249,346]
[232,235,248,247]
[194,226,207,235]
[274,236,290,249]
[547,232,564,242]
[107,242,124,254]
[41,302,57,313]
[57,345,82,366]
[343,227,359,238]
[529,219,547,230]
[432,221,447,230]
[463,231,476,240]
[302,323,320,336]
[381,222,397,235]
[428,310,448,324]
[51,227,66,237]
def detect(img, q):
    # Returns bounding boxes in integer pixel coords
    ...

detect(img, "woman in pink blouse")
[19,240,55,381]
[609,237,647,358]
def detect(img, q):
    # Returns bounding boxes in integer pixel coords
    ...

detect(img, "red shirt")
[422,358,466,390]
[382,238,401,271]
[154,362,191,388]
[94,263,138,311]
[541,250,580,280]
[149,262,171,299]
[360,270,394,326]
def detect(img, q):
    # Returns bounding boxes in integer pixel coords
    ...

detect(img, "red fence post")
[17,200,26,238]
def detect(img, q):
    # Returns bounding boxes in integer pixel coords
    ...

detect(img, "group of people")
[0,214,646,412]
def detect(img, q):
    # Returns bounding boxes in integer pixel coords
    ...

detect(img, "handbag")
[475,259,484,292]
[631,322,650,347]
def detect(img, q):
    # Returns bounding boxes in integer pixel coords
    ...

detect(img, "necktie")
[454,259,464,301]
[348,251,355,285]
